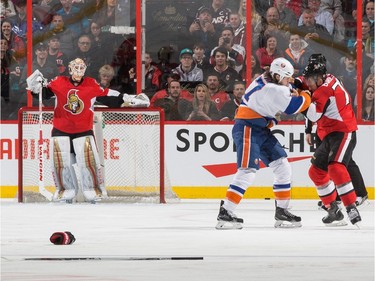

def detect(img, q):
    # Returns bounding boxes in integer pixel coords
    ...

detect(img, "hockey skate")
[356,195,369,208]
[274,207,302,228]
[346,204,362,228]
[216,200,244,230]
[322,201,347,226]
[318,200,341,211]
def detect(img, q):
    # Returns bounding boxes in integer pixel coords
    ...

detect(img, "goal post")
[18,107,175,203]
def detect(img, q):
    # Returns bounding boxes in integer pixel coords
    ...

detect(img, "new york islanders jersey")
[235,74,311,127]
[46,76,119,133]
[306,74,357,139]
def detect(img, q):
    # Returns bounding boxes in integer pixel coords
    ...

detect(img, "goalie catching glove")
[122,93,150,108]
[50,231,76,245]
[26,69,48,93]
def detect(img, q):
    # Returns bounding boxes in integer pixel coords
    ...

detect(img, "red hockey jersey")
[306,74,357,140]
[47,76,113,133]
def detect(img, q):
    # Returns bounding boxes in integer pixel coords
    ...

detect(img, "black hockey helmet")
[303,61,327,78]
[308,53,327,65]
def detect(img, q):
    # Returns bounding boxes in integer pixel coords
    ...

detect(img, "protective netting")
[18,107,177,203]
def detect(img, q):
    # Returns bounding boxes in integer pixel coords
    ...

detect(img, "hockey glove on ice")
[50,231,76,245]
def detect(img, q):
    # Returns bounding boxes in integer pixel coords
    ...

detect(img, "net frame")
[17,107,169,203]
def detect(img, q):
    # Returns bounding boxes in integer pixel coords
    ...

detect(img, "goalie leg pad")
[51,137,78,202]
[73,136,106,202]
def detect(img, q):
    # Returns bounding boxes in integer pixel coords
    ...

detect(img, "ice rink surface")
[1,199,374,281]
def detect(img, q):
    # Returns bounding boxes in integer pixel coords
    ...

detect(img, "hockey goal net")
[18,107,176,203]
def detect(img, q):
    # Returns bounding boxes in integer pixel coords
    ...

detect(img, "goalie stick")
[37,79,53,201]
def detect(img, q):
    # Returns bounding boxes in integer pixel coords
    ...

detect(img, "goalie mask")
[68,58,87,80]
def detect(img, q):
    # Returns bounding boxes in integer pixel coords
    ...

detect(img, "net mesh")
[19,108,177,203]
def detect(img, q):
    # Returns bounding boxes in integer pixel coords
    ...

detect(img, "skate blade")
[274,220,302,228]
[215,220,243,230]
[324,220,348,227]
[354,221,362,229]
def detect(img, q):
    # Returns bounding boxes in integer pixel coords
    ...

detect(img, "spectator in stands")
[45,14,76,58]
[348,18,374,60]
[195,0,231,34]
[320,0,346,43]
[364,0,374,30]
[238,0,262,26]
[284,33,313,76]
[254,0,274,17]
[95,64,126,107]
[1,19,26,62]
[192,42,211,73]
[19,42,59,107]
[129,52,162,98]
[210,26,246,73]
[250,54,263,80]
[186,83,220,121]
[172,48,203,82]
[56,0,89,38]
[220,81,245,121]
[205,73,230,110]
[255,35,282,71]
[89,21,114,65]
[360,85,374,121]
[298,0,334,36]
[227,12,246,48]
[151,79,192,120]
[189,7,219,57]
[208,47,242,93]
[156,46,178,88]
[93,0,126,28]
[274,0,298,27]
[336,49,357,104]
[298,9,332,53]
[8,0,45,40]
[1,38,11,102]
[253,6,290,51]
[286,0,304,18]
[364,73,374,89]
[151,79,192,107]
[46,33,68,75]
[71,34,103,77]
[1,0,16,20]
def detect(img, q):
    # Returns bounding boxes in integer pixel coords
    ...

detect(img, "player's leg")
[216,122,259,230]
[347,158,369,206]
[51,136,78,202]
[308,137,347,226]
[261,135,301,228]
[326,132,361,226]
[72,135,106,203]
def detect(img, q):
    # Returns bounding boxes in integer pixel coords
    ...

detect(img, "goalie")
[27,58,150,203]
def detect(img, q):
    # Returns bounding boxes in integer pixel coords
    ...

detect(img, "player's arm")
[282,88,311,115]
[26,70,54,99]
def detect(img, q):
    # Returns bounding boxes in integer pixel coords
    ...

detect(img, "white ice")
[1,199,374,281]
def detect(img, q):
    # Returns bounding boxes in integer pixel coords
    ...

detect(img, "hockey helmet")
[68,58,87,78]
[303,61,327,78]
[270,58,294,82]
[308,53,327,65]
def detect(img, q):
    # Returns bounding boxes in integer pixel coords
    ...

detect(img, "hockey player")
[216,58,311,229]
[295,54,369,209]
[26,58,149,203]
[302,59,362,227]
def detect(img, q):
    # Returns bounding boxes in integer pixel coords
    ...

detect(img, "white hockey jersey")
[235,74,311,127]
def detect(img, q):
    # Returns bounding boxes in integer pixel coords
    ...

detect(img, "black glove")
[50,231,76,245]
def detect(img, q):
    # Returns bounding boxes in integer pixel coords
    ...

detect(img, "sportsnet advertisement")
[1,123,374,199]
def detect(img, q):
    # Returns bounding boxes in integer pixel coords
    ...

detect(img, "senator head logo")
[64,89,84,114]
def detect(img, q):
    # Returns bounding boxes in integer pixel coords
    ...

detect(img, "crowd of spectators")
[1,0,374,122]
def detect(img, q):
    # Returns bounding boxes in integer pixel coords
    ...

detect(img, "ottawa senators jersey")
[306,74,357,140]
[46,76,112,133]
